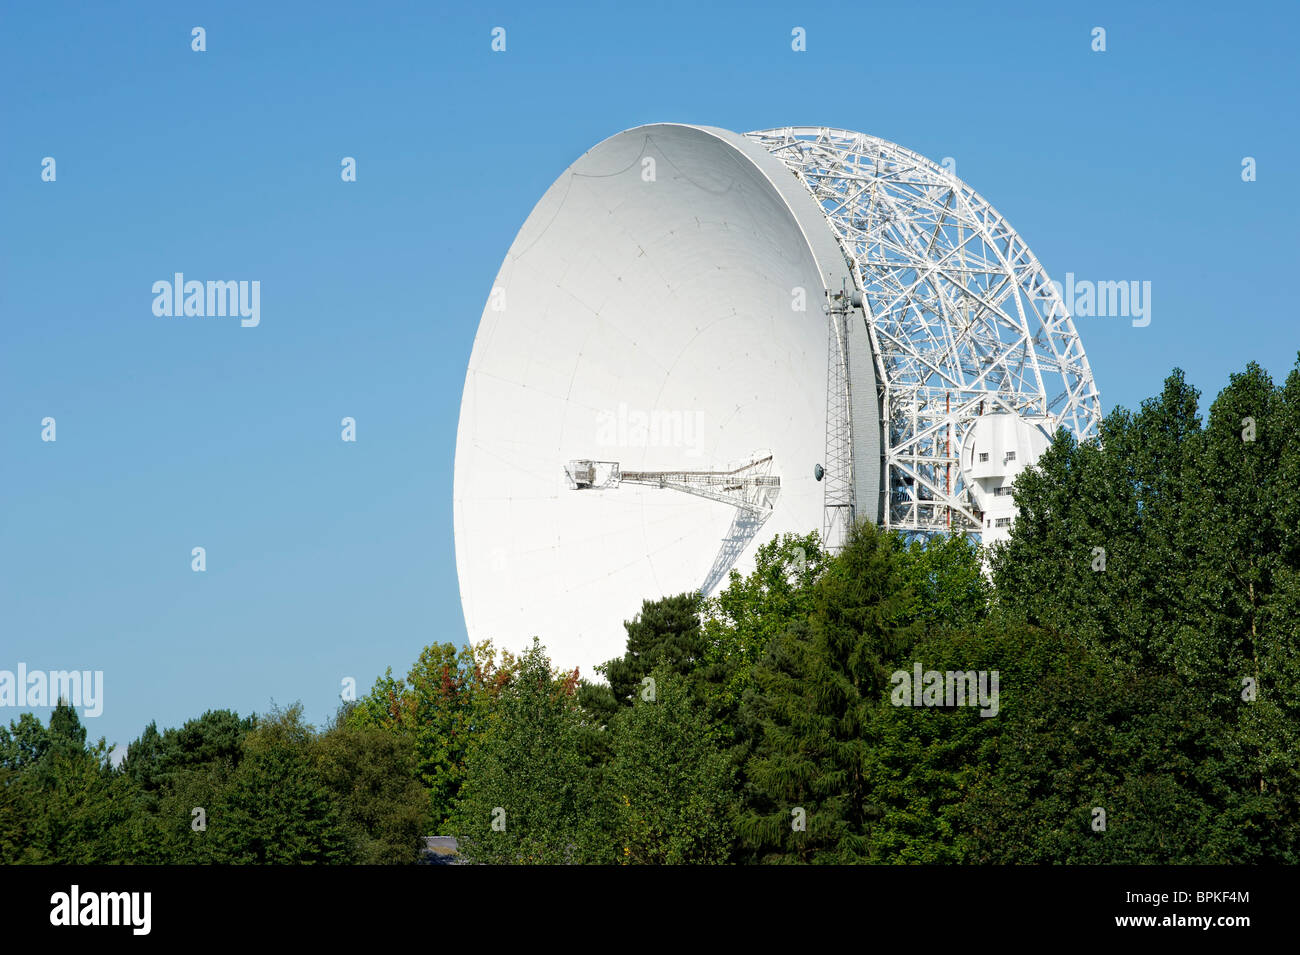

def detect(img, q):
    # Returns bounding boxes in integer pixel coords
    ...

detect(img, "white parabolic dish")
[454,123,1100,677]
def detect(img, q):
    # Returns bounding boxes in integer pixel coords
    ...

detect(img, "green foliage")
[3,701,420,865]
[0,703,143,864]
[603,669,735,864]
[24,744,140,864]
[202,705,351,864]
[0,767,43,863]
[345,640,515,827]
[578,592,708,766]
[313,714,429,864]
[123,709,253,792]
[604,592,705,703]
[898,531,991,632]
[862,626,1006,863]
[991,358,1300,862]
[738,523,918,863]
[0,712,52,771]
[699,532,827,739]
[451,639,609,864]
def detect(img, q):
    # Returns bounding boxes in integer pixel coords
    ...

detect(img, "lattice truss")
[748,127,1102,534]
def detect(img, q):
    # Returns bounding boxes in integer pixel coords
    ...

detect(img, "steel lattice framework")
[748,127,1102,535]
[822,296,855,547]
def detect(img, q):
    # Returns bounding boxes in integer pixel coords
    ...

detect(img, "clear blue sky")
[3,0,1297,754]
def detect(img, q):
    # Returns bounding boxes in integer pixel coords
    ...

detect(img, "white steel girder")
[747,127,1102,536]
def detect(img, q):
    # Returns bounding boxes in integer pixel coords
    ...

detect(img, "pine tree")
[738,522,917,863]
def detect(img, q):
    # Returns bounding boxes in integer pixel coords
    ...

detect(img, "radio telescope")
[454,124,1100,675]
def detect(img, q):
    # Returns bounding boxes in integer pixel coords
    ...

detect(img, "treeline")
[0,702,427,863]
[2,360,1298,863]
